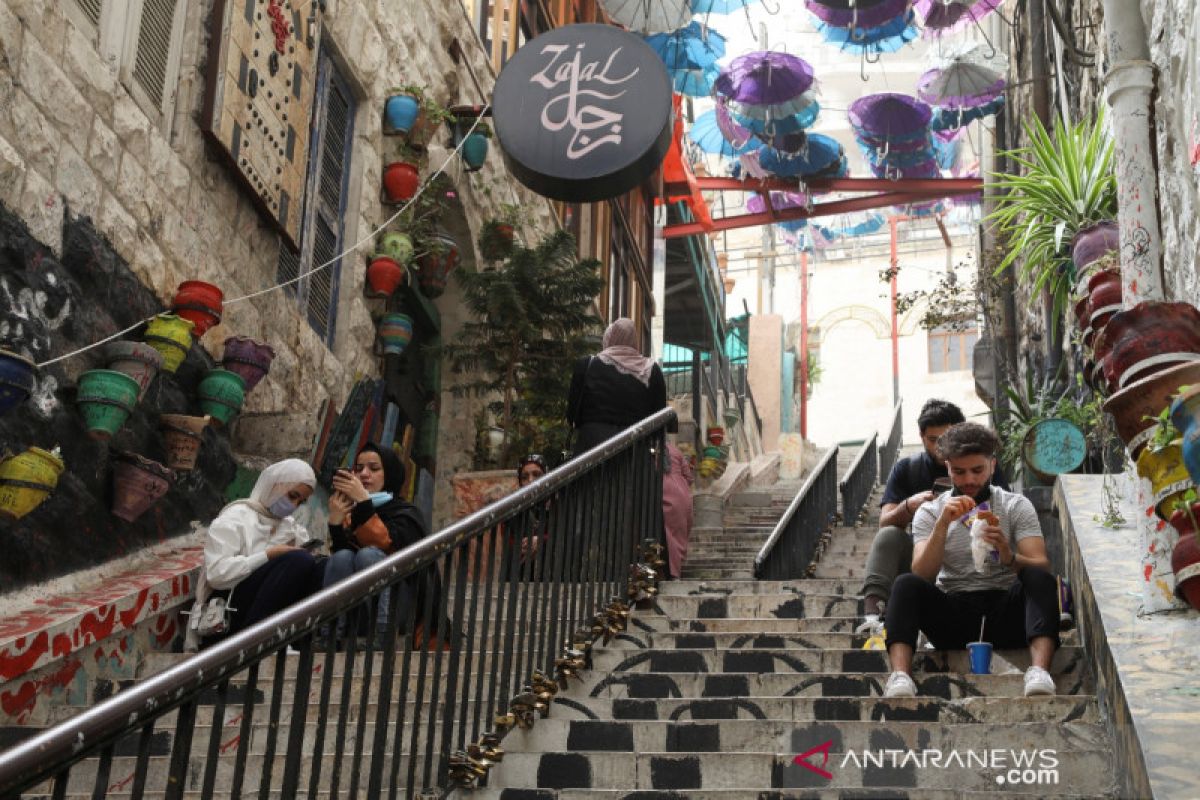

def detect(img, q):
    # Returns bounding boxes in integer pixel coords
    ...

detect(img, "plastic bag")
[969,508,1000,572]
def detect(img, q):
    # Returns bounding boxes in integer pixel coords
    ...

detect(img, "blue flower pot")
[384,94,421,136]
[1171,386,1200,487]
[0,350,35,416]
[461,132,489,172]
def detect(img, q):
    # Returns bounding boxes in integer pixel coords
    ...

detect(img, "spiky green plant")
[444,230,603,466]
[987,111,1117,321]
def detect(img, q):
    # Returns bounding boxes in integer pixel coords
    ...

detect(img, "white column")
[651,204,667,359]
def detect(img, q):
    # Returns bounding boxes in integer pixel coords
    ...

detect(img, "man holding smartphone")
[856,400,1010,637]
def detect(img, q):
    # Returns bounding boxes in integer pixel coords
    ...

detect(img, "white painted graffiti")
[531,43,639,160]
[0,273,72,418]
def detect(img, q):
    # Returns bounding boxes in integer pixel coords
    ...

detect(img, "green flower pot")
[197,369,246,427]
[77,369,140,440]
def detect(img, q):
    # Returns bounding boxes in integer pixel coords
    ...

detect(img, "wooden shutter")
[75,0,102,26]
[132,0,179,110]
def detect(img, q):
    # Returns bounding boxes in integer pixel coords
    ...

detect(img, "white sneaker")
[854,613,884,637]
[884,670,917,698]
[1023,666,1055,697]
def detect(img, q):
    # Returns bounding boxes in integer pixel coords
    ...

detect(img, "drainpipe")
[1028,0,1063,378]
[1099,0,1165,303]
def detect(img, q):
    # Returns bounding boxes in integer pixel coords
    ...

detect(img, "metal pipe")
[799,250,809,440]
[889,216,900,405]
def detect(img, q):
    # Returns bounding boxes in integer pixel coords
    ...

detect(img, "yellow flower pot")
[1136,441,1194,520]
[143,313,195,374]
[0,446,65,521]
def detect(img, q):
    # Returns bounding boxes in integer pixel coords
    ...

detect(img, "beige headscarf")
[219,458,317,518]
[596,318,654,386]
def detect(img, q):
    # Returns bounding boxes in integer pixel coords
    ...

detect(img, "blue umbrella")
[692,0,763,13]
[930,95,1005,131]
[688,110,756,157]
[757,133,843,177]
[733,102,822,137]
[645,23,726,97]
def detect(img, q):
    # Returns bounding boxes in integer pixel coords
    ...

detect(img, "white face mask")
[267,496,299,518]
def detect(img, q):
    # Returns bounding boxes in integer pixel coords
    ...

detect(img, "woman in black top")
[567,318,669,455]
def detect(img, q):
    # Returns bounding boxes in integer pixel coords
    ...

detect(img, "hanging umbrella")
[933,40,1009,70]
[714,51,818,126]
[763,130,810,154]
[917,62,1004,109]
[805,0,910,30]
[688,110,757,156]
[817,12,919,55]
[915,0,1005,36]
[645,21,726,67]
[692,0,763,13]
[756,133,843,177]
[930,95,1005,131]
[746,192,810,232]
[597,0,691,34]
[848,93,931,139]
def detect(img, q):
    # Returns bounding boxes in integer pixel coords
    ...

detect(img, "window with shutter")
[131,0,178,110]
[275,51,356,347]
[75,0,103,27]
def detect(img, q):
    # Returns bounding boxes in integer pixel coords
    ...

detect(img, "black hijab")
[357,442,428,548]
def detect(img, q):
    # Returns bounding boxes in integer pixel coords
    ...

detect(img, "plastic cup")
[967,641,993,674]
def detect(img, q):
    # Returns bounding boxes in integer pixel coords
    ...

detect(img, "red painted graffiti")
[0,658,83,723]
[0,632,49,682]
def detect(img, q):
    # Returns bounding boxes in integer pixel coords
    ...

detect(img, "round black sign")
[492,24,673,203]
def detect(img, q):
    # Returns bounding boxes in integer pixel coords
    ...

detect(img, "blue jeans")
[323,547,389,634]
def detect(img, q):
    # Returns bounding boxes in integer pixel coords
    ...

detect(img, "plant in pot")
[382,142,423,205]
[444,230,604,469]
[386,84,455,147]
[449,104,493,172]
[987,110,1117,331]
[478,204,524,263]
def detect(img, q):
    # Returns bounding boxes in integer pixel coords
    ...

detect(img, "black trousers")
[883,566,1061,650]
[227,550,327,636]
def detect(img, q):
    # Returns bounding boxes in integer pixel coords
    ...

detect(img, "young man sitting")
[882,422,1060,699]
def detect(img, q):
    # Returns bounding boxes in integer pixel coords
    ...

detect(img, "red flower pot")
[1085,269,1122,319]
[111,452,174,523]
[1102,360,1200,459]
[417,232,460,298]
[171,280,224,338]
[366,255,407,298]
[1099,302,1200,391]
[1070,221,1119,271]
[1072,293,1091,332]
[480,223,515,261]
[382,162,420,204]
[1171,533,1200,611]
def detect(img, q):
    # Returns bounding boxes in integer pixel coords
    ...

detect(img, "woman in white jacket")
[191,459,327,646]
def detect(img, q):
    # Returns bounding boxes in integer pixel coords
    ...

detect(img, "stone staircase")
[456,464,1119,797]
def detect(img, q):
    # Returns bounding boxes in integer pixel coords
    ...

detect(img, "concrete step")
[648,594,863,619]
[656,580,857,595]
[677,570,756,580]
[483,749,1114,792]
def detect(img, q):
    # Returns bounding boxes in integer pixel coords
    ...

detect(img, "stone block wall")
[0,0,562,567]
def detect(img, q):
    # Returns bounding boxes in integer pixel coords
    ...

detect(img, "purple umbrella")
[805,0,911,29]
[915,0,1005,35]
[714,51,817,123]
[746,191,810,215]
[848,93,931,137]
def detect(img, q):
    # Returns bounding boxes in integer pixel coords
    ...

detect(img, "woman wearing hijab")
[324,442,445,645]
[186,459,326,649]
[662,442,695,579]
[567,318,670,455]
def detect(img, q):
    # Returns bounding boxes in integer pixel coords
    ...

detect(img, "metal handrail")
[839,434,879,525]
[878,400,903,483]
[0,408,676,797]
[754,446,839,579]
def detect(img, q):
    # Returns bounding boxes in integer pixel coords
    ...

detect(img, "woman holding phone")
[323,442,447,647]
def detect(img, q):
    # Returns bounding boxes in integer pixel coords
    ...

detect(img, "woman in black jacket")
[323,442,447,646]
[567,318,669,455]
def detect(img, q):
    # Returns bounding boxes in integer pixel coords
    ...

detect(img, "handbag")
[190,593,237,638]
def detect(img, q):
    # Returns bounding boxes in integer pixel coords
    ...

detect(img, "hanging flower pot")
[377,231,415,264]
[1070,220,1119,272]
[197,368,246,427]
[460,132,489,172]
[1099,302,1200,392]
[0,446,64,521]
[1103,361,1200,459]
[102,341,163,401]
[478,222,515,262]
[416,231,460,298]
[377,312,415,356]
[1085,269,1121,326]
[110,451,174,523]
[221,336,276,393]
[159,413,210,472]
[382,162,420,204]
[1135,440,1192,521]
[171,281,224,338]
[1170,533,1200,611]
[383,93,422,136]
[143,314,195,374]
[366,256,407,299]
[706,427,725,446]
[0,349,36,416]
[77,369,140,440]
[1170,384,1200,488]
[1072,293,1091,333]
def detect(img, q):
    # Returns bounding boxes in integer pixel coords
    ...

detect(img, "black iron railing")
[878,400,903,483]
[839,434,879,525]
[753,446,839,580]
[0,409,674,798]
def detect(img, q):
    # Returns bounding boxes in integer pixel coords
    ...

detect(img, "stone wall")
[0,0,561,561]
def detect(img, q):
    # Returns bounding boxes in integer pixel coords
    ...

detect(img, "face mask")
[268,496,299,518]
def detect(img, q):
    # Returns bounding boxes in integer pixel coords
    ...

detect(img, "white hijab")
[220,458,317,517]
[596,318,655,386]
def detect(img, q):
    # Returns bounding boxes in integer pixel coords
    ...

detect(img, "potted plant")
[386,84,455,148]
[450,105,493,172]
[987,110,1117,327]
[382,143,422,205]
[478,204,523,262]
[444,230,604,468]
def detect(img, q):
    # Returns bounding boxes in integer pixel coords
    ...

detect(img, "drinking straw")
[978,615,986,642]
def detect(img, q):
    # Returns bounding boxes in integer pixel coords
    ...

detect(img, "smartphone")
[301,539,323,550]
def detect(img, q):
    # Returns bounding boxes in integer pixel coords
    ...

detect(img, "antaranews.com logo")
[792,743,1060,787]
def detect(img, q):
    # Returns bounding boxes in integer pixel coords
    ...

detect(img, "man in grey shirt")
[881,423,1061,699]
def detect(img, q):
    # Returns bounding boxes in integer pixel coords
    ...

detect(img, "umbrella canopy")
[645,21,726,67]
[689,110,756,156]
[848,93,932,138]
[815,11,919,54]
[917,62,1005,109]
[915,0,1005,35]
[930,95,1005,131]
[746,191,811,232]
[933,40,1009,70]
[714,51,816,108]
[597,0,691,34]
[692,0,763,13]
[805,0,911,29]
[757,133,844,177]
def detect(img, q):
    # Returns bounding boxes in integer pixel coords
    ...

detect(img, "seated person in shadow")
[500,454,554,580]
[882,423,1059,699]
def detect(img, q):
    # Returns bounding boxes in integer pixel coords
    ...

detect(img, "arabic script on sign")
[530,43,640,160]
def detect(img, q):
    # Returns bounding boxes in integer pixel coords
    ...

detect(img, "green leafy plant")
[987,110,1117,324]
[1144,405,1180,453]
[444,231,604,467]
[996,366,1103,476]
[1172,487,1199,532]
[389,84,456,127]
